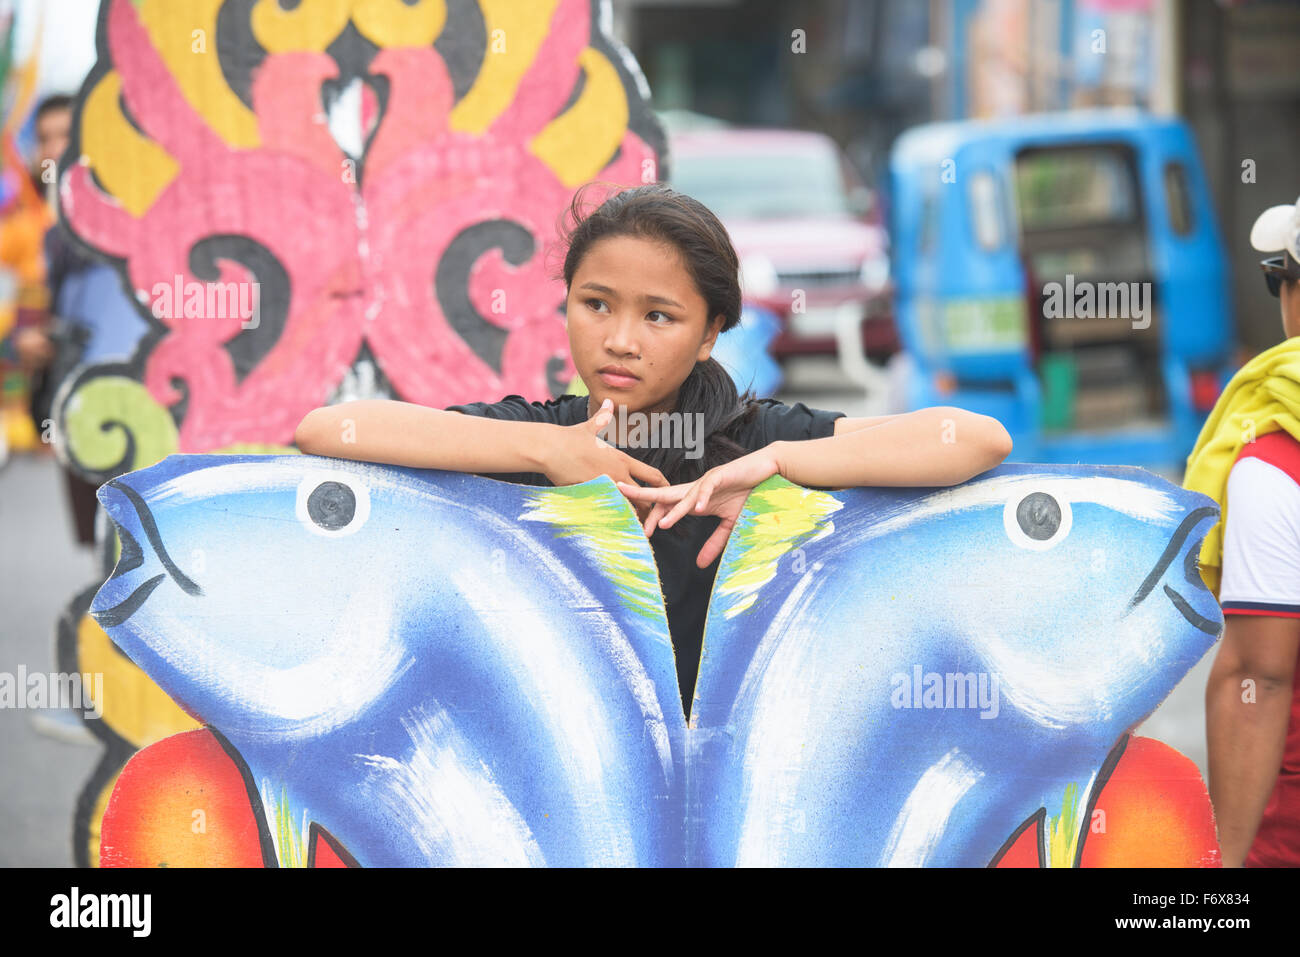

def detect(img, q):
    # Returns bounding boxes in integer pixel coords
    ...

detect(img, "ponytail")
[657,357,760,484]
[612,358,760,541]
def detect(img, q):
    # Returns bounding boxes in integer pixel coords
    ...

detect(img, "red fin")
[309,822,360,868]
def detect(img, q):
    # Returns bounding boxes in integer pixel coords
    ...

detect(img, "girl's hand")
[617,448,781,568]
[544,399,670,518]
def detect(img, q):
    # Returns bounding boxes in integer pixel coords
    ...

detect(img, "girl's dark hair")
[554,182,762,499]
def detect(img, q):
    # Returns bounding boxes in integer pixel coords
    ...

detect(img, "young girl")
[295,182,1013,721]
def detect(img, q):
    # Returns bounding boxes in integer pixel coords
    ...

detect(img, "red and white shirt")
[1220,430,1300,867]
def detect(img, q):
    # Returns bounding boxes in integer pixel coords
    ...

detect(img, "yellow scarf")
[1183,336,1300,599]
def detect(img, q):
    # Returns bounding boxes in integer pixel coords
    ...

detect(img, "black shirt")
[445,393,846,722]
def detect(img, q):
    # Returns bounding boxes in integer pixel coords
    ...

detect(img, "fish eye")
[309,482,355,528]
[297,474,370,537]
[1003,491,1071,551]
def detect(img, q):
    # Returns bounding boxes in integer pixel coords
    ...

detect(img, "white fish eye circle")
[296,473,370,536]
[1004,490,1071,550]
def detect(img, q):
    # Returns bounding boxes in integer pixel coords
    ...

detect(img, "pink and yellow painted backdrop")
[54,0,665,866]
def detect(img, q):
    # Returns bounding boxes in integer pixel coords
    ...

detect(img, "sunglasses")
[1261,256,1300,298]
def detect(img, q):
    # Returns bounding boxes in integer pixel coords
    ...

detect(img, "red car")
[666,127,897,362]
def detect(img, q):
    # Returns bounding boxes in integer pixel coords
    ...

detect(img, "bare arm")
[832,414,904,434]
[1206,614,1300,866]
[293,399,670,492]
[771,406,1013,488]
[294,400,562,473]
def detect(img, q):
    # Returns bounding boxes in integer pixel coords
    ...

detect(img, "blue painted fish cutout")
[92,456,686,867]
[691,467,1221,865]
[92,456,1221,866]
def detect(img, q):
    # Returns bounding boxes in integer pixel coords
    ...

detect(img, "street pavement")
[0,359,1213,866]
[0,448,106,867]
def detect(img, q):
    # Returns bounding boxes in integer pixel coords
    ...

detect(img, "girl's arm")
[770,406,1012,488]
[294,399,670,490]
[294,400,563,473]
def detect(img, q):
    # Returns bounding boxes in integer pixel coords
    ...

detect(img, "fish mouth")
[1127,505,1221,636]
[91,478,203,628]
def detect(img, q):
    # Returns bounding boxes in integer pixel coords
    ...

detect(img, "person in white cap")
[1200,195,1300,867]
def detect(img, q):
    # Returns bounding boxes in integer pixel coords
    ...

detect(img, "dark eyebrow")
[578,282,684,310]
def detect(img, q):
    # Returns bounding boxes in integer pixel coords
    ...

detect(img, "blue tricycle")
[888,110,1236,469]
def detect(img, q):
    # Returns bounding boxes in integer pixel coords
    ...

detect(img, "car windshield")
[671,145,850,219]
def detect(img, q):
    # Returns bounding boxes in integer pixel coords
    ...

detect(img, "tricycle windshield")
[1015,146,1140,230]
[1014,144,1149,280]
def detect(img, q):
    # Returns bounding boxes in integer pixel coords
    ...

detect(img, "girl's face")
[566,234,723,418]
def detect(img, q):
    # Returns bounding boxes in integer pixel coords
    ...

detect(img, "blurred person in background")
[0,93,64,459]
[10,93,104,547]
[10,93,71,373]
[1188,196,1300,867]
